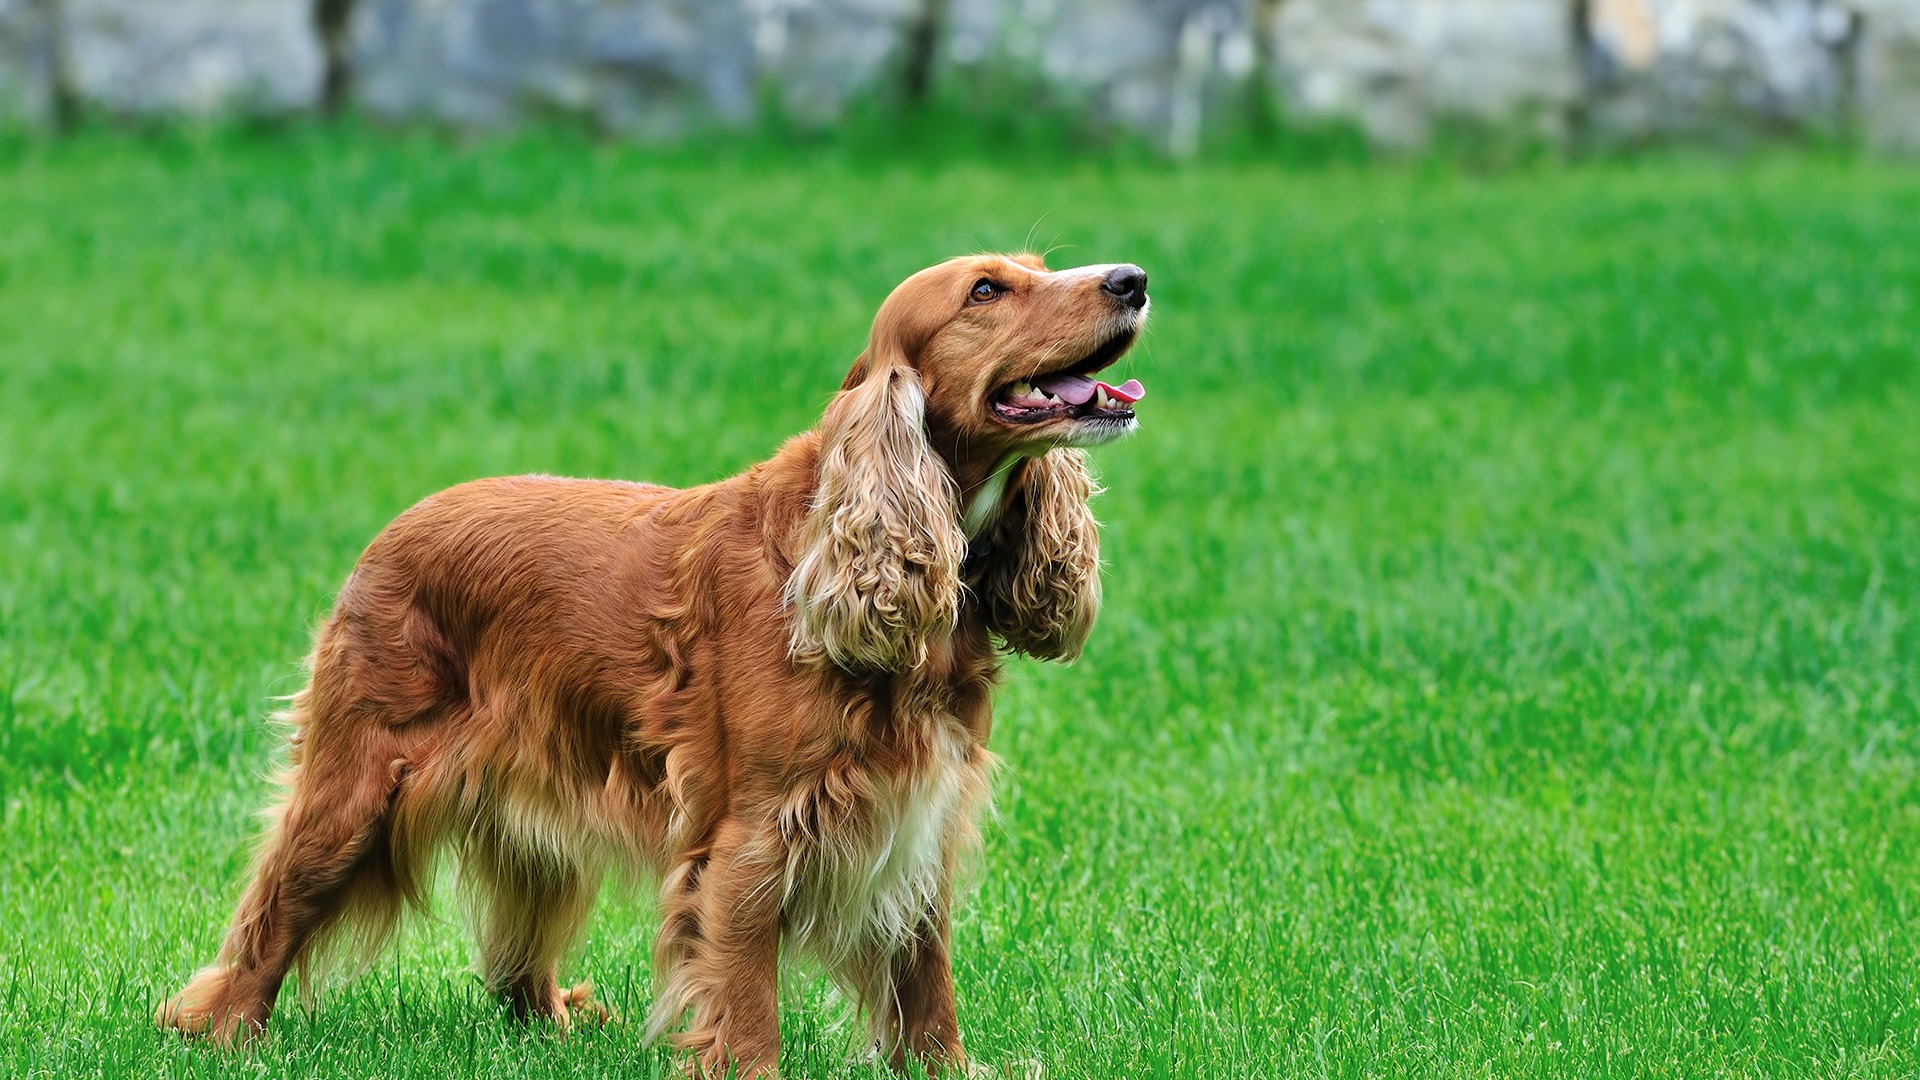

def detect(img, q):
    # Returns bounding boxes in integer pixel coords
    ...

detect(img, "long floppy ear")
[787,364,966,671]
[977,448,1103,661]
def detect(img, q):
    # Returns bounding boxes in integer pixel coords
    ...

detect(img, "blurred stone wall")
[0,0,55,123]
[1856,0,1920,151]
[66,0,320,114]
[1,0,1915,153]
[1582,0,1861,139]
[349,0,756,136]
[955,0,1212,137]
[760,0,920,122]
[1266,0,1581,147]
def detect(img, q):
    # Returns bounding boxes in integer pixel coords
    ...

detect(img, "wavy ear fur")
[788,365,966,671]
[976,449,1103,661]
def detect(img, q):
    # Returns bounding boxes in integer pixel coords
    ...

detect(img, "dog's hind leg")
[465,826,607,1032]
[157,693,415,1044]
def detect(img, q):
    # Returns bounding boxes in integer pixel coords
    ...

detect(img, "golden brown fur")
[157,253,1149,1077]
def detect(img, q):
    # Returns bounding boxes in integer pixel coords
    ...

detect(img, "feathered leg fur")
[156,687,413,1043]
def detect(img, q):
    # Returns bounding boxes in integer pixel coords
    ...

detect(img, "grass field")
[0,129,1916,1078]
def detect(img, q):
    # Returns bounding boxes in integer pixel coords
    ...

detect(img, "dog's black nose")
[1102,264,1148,310]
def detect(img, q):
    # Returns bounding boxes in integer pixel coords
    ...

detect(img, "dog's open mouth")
[991,331,1145,425]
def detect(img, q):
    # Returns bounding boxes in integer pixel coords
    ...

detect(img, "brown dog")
[158,253,1149,1076]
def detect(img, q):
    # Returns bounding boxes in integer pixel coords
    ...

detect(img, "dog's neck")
[960,452,1031,539]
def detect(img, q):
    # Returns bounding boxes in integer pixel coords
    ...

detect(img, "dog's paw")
[156,966,262,1047]
[558,980,616,1030]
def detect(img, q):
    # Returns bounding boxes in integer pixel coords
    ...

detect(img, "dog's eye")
[970,279,1001,303]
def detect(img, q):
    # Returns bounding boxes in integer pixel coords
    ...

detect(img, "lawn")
[0,129,1915,1078]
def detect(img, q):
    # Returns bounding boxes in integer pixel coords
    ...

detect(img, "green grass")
[1,128,1916,1078]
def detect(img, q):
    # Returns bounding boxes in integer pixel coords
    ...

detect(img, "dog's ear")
[788,360,965,671]
[977,449,1102,661]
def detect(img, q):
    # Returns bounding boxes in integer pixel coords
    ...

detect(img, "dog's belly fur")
[466,725,983,965]
[453,688,987,956]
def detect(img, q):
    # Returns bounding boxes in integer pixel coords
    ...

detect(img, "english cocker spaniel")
[159,253,1150,1077]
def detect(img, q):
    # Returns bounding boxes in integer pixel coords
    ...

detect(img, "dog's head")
[789,254,1146,672]
[843,253,1149,458]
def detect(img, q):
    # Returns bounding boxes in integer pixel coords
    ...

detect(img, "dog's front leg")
[653,819,784,1078]
[880,905,967,1074]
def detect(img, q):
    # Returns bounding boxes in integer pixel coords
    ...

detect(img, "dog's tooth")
[1095,386,1112,408]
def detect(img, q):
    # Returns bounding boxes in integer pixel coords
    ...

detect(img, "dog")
[158,252,1149,1077]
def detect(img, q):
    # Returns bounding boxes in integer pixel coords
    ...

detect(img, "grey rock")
[756,0,920,124]
[63,0,322,114]
[945,0,1258,153]
[1268,0,1580,148]
[1582,0,1860,140]
[0,0,55,125]
[1853,0,1920,153]
[351,0,758,136]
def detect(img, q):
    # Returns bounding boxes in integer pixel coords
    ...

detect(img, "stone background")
[0,0,1915,153]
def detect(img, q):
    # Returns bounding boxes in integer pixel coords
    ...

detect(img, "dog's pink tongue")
[1034,373,1098,405]
[1034,373,1146,405]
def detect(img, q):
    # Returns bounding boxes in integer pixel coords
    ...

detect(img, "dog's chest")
[781,719,982,964]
